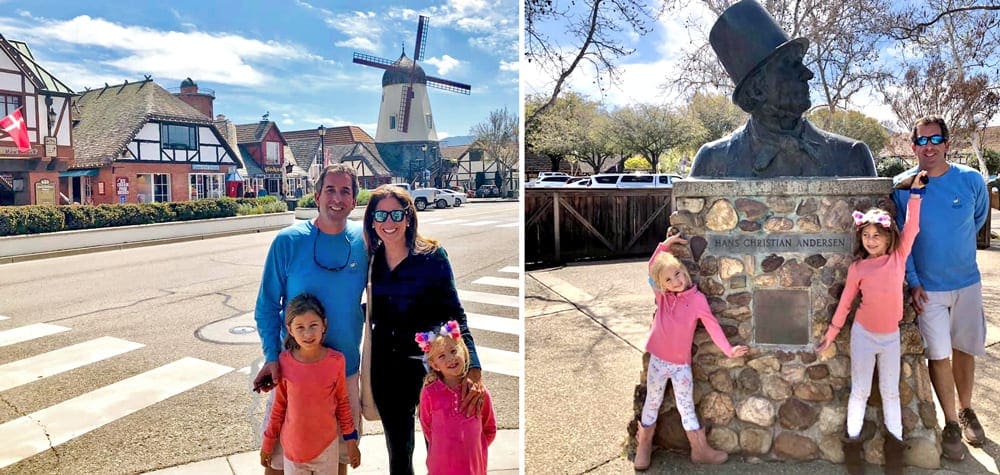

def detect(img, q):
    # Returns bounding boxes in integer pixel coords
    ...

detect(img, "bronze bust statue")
[689,0,876,178]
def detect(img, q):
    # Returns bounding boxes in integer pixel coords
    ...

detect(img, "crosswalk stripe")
[0,315,8,321]
[0,323,71,348]
[496,223,518,228]
[0,337,145,393]
[460,220,500,226]
[467,313,521,336]
[472,276,519,288]
[458,290,518,308]
[428,219,465,225]
[498,266,520,274]
[0,357,232,469]
[477,347,521,377]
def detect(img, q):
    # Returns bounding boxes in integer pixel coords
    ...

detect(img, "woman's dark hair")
[362,185,439,254]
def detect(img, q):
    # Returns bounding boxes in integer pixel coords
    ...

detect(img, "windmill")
[352,15,471,184]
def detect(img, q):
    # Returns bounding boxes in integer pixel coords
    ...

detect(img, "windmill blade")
[414,15,428,61]
[352,52,395,70]
[427,75,471,95]
[398,85,415,133]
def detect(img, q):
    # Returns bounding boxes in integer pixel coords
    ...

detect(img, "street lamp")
[316,125,326,191]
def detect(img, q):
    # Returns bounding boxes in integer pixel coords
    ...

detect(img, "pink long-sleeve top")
[825,196,922,339]
[262,348,355,463]
[646,243,736,364]
[419,379,497,475]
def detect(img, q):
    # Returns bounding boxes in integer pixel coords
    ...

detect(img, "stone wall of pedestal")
[630,178,940,469]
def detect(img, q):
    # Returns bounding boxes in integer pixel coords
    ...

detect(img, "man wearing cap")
[689,0,876,178]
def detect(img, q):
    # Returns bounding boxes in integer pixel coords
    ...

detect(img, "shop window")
[161,124,198,150]
[137,173,171,202]
[189,173,224,199]
[266,141,280,164]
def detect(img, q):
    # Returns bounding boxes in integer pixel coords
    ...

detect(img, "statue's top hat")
[709,0,809,102]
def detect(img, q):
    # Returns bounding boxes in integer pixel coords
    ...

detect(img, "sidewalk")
[144,429,520,474]
[526,209,1000,474]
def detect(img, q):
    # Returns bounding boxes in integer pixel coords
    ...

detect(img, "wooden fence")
[525,188,673,265]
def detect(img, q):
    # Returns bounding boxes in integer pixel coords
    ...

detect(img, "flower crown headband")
[415,320,462,353]
[853,210,891,229]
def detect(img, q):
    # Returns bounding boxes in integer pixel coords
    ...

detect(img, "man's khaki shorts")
[918,282,986,360]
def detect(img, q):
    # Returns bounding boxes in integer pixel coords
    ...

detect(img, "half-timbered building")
[71,79,243,204]
[445,144,518,195]
[283,125,392,191]
[0,34,76,205]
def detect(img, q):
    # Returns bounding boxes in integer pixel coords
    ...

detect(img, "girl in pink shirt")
[816,171,926,475]
[635,234,750,470]
[260,294,361,473]
[417,321,497,475]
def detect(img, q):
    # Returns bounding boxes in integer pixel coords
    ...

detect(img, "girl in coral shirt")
[260,293,361,473]
[816,171,926,475]
[635,233,750,470]
[417,321,497,475]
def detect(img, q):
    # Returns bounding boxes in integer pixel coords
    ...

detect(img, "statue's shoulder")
[695,123,748,159]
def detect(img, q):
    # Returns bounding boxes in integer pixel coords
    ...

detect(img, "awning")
[59,169,99,177]
[225,169,246,181]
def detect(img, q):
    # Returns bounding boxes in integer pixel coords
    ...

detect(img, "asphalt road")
[0,201,521,474]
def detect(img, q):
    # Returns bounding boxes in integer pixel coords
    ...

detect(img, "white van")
[587,173,683,189]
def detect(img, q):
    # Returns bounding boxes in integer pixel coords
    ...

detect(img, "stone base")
[630,178,939,467]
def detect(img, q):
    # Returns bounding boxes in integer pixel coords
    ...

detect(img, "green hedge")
[296,189,371,208]
[0,197,283,237]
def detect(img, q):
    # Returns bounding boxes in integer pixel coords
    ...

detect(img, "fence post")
[553,192,561,262]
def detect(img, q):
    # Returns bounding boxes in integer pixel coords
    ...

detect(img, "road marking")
[237,366,252,375]
[496,223,518,228]
[0,357,232,469]
[458,290,518,308]
[498,266,520,274]
[477,347,521,377]
[0,323,71,348]
[460,220,500,226]
[472,276,519,288]
[0,315,8,321]
[467,313,521,336]
[0,337,145,393]
[428,219,466,225]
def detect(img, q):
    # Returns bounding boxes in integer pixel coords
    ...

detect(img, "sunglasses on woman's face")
[373,209,408,222]
[913,134,946,146]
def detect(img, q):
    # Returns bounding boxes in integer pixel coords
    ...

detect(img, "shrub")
[877,158,909,178]
[297,190,369,208]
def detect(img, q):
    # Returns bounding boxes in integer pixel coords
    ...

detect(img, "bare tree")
[471,107,519,191]
[609,103,699,170]
[525,0,661,127]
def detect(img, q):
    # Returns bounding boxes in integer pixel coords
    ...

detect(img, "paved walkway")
[144,429,519,474]
[526,209,1000,474]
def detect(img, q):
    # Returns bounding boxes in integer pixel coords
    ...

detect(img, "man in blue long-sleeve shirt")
[254,164,368,475]
[893,116,989,461]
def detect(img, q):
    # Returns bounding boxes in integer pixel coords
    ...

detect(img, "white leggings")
[847,323,902,439]
[641,354,700,430]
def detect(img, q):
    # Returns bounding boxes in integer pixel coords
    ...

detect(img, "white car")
[587,173,683,189]
[565,177,592,187]
[437,188,468,206]
[531,176,573,188]
[431,189,456,208]
[537,171,571,179]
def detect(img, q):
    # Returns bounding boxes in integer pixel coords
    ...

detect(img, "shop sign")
[192,164,220,171]
[115,176,129,196]
[44,136,57,157]
[35,179,56,205]
[0,146,39,156]
[263,166,284,174]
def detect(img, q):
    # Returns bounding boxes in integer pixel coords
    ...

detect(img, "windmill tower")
[353,15,471,186]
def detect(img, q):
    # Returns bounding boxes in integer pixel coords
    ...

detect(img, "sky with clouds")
[523,2,914,127]
[0,0,519,139]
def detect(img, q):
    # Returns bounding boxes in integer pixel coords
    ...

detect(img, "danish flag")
[0,108,31,152]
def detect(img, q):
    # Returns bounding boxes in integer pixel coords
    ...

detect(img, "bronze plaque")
[753,289,809,345]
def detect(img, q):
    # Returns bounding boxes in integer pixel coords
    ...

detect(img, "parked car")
[531,176,573,188]
[587,173,683,189]
[589,173,625,188]
[432,189,456,208]
[565,177,592,187]
[477,184,501,197]
[537,171,571,179]
[390,183,438,211]
[438,188,468,207]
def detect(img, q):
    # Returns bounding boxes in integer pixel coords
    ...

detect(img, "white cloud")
[424,55,461,75]
[325,11,383,53]
[335,37,378,51]
[0,14,315,88]
[499,60,518,72]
